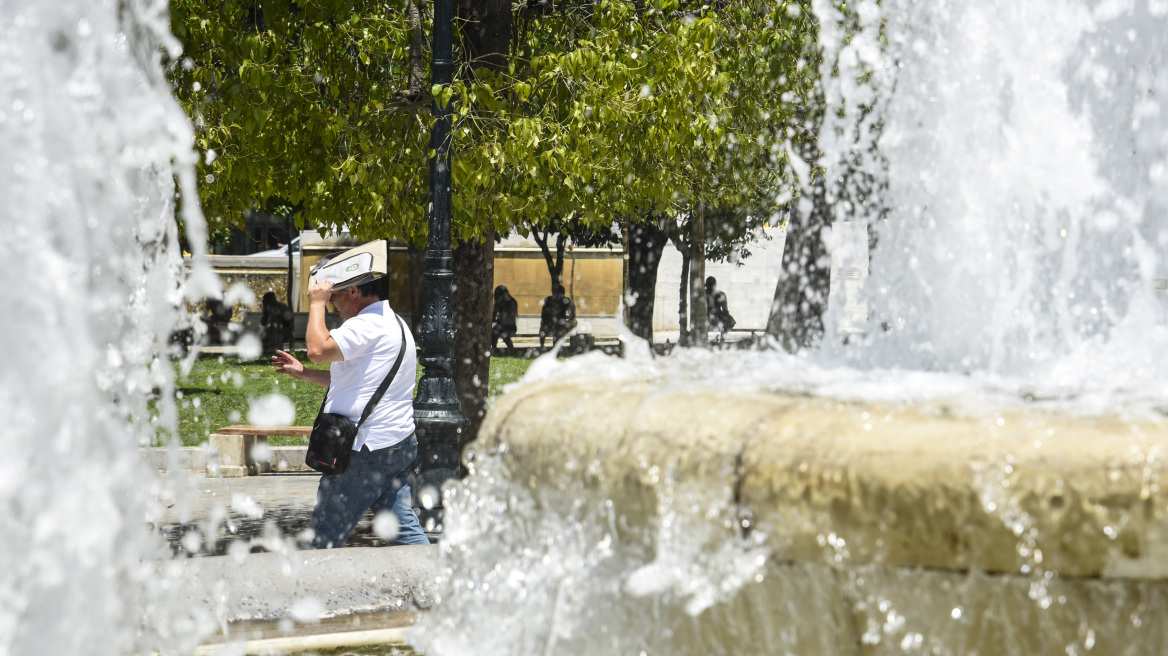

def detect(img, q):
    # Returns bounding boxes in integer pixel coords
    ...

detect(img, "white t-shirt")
[323,301,416,450]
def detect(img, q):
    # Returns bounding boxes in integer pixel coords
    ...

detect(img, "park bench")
[208,425,312,477]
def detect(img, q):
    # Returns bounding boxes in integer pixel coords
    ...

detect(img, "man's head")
[705,276,716,292]
[354,278,384,300]
[262,291,277,306]
[494,284,508,300]
[553,284,566,296]
[329,279,382,319]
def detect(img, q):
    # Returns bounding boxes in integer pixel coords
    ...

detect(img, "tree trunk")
[689,204,709,346]
[451,0,508,439]
[451,230,494,439]
[766,177,831,351]
[621,218,630,329]
[554,234,566,292]
[669,228,689,346]
[407,244,426,336]
[626,219,667,341]
[406,0,425,99]
[529,224,565,293]
[456,0,511,73]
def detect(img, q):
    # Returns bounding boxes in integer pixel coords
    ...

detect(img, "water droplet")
[247,393,294,426]
[420,485,440,510]
[373,511,400,541]
[290,597,324,623]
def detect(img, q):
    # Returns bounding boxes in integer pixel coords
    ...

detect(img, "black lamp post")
[412,0,468,536]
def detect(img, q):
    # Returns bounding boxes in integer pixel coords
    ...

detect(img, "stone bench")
[208,425,312,478]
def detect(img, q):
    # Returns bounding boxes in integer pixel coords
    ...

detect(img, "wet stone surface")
[153,472,409,556]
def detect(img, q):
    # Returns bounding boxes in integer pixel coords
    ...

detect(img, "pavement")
[155,470,420,557]
[181,544,437,623]
[156,471,439,653]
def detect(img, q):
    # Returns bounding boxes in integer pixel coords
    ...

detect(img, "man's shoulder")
[339,304,396,333]
[348,301,393,320]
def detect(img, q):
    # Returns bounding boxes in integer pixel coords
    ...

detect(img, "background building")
[191,224,831,345]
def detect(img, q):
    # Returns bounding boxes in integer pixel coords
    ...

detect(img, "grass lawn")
[166,352,535,446]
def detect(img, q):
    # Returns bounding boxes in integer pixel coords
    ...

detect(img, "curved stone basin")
[469,376,1168,654]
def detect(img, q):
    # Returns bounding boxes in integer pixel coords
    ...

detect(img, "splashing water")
[0,0,215,653]
[414,2,1168,655]
[815,0,1168,391]
[413,440,769,655]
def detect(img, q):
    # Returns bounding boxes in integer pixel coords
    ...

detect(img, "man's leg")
[372,478,429,545]
[310,451,385,549]
[368,435,429,545]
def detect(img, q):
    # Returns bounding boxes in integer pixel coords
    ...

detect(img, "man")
[270,277,429,548]
[538,284,577,348]
[705,276,736,336]
[203,297,233,345]
[260,291,292,354]
[492,285,518,350]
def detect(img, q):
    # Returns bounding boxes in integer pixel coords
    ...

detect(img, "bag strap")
[356,314,409,429]
[317,313,409,427]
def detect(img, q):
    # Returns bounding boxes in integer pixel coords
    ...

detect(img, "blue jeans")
[310,435,430,548]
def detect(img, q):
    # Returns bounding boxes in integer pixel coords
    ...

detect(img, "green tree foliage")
[501,0,820,226]
[169,0,431,240]
[168,0,818,241]
[167,0,821,422]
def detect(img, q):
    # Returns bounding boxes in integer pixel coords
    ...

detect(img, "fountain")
[410,1,1168,654]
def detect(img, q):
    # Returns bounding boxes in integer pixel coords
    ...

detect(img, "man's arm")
[270,350,331,387]
[305,281,345,363]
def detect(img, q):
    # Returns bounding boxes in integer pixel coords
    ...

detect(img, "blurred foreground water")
[0,0,217,652]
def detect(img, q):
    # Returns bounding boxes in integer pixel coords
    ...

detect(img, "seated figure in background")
[203,298,234,345]
[539,284,577,348]
[705,276,736,336]
[492,285,518,350]
[261,291,293,353]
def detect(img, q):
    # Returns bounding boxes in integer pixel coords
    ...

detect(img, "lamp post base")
[412,409,469,538]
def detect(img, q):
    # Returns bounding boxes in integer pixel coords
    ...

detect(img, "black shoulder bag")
[306,315,408,475]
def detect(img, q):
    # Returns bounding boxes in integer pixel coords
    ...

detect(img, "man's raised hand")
[271,350,306,379]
